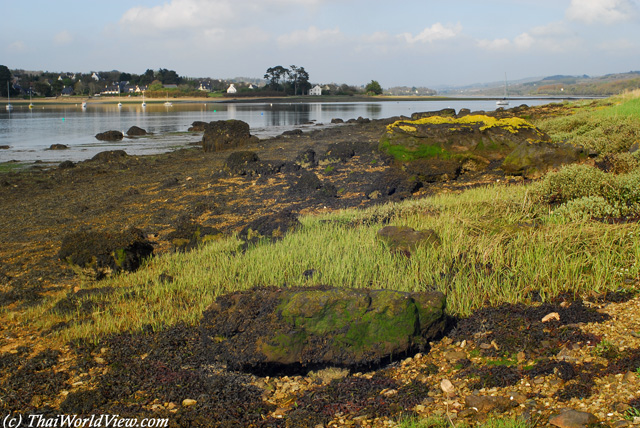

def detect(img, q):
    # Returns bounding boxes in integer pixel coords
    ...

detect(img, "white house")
[309,85,322,96]
[91,72,101,81]
[226,84,237,94]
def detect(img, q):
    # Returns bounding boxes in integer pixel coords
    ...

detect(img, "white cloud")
[54,31,73,46]
[476,38,512,50]
[8,41,27,53]
[119,0,234,33]
[277,26,343,47]
[566,0,637,24]
[401,23,462,44]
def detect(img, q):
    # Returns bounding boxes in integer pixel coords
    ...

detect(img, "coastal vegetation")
[20,91,640,345]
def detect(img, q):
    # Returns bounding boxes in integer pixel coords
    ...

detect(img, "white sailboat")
[5,82,13,111]
[496,73,510,107]
[118,87,122,108]
[164,92,172,107]
[82,100,87,109]
[141,92,146,108]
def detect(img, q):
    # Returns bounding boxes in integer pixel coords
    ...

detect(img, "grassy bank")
[20,91,640,345]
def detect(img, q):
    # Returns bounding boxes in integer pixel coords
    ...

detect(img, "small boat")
[82,101,87,109]
[5,82,13,111]
[496,73,509,107]
[164,92,172,107]
[118,88,122,108]
[28,90,33,109]
[141,92,146,108]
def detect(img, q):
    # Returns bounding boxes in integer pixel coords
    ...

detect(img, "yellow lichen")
[387,115,542,136]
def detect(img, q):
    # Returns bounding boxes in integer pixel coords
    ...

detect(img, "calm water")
[0,99,551,164]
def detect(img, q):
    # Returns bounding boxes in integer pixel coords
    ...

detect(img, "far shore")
[2,93,589,106]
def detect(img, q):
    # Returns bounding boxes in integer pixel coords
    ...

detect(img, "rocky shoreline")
[1,103,639,427]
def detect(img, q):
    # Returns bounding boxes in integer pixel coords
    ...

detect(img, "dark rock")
[126,126,147,136]
[403,157,462,182]
[281,129,303,137]
[411,108,457,120]
[95,130,124,141]
[58,160,75,169]
[225,151,260,173]
[188,121,208,132]
[323,142,355,163]
[365,168,420,200]
[549,409,598,428]
[295,149,317,168]
[290,170,337,198]
[58,228,154,279]
[457,108,471,117]
[200,286,447,372]
[0,145,9,149]
[501,141,586,178]
[224,151,286,176]
[166,221,221,252]
[202,120,258,152]
[60,389,106,413]
[331,118,344,124]
[91,150,128,162]
[377,226,441,256]
[239,210,301,243]
[356,116,371,124]
[49,144,68,150]
[464,395,513,413]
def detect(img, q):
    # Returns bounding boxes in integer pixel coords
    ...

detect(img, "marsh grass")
[535,91,640,154]
[396,415,532,428]
[28,182,640,344]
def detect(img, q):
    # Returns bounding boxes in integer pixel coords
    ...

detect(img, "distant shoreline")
[2,94,598,107]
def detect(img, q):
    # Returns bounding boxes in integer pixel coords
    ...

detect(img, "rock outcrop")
[126,126,147,136]
[95,130,124,141]
[200,286,447,373]
[202,120,259,152]
[380,110,585,179]
[58,228,154,279]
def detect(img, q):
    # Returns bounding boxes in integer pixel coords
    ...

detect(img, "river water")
[0,99,553,164]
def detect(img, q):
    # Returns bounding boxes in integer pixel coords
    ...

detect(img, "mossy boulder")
[58,228,154,279]
[200,287,446,372]
[239,210,301,243]
[202,119,259,152]
[380,113,550,164]
[501,141,587,178]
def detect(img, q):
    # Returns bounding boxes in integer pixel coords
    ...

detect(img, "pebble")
[182,399,197,407]
[549,409,597,428]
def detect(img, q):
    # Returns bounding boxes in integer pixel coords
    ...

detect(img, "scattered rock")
[464,395,512,413]
[295,149,318,168]
[239,209,301,243]
[49,144,68,150]
[95,130,124,141]
[202,119,259,152]
[58,228,154,279]
[188,121,208,132]
[440,379,455,397]
[549,409,597,428]
[501,141,587,179]
[58,160,75,169]
[281,129,303,137]
[331,118,344,124]
[166,220,221,252]
[377,225,440,256]
[0,145,9,149]
[542,312,561,323]
[182,399,197,407]
[200,286,447,373]
[126,126,147,136]
[91,150,128,162]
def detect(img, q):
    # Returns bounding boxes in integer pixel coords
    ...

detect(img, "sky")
[2,0,639,88]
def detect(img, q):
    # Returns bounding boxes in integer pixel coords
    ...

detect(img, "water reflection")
[1,99,550,163]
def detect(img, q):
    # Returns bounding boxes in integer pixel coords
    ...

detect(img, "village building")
[226,84,237,94]
[309,85,322,96]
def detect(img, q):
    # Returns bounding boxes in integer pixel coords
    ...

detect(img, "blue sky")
[2,0,639,87]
